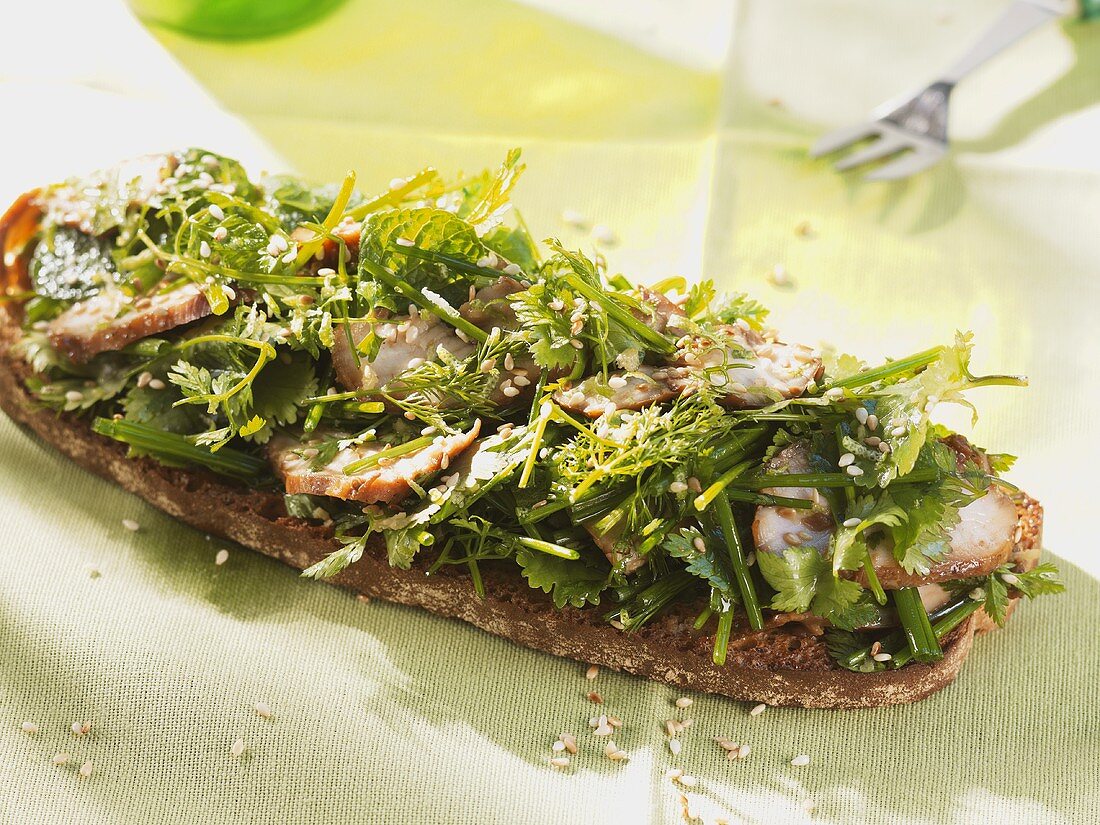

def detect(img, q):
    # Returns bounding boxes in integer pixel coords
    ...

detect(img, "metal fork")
[811,0,1072,180]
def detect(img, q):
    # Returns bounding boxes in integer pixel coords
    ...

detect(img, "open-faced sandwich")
[0,149,1062,707]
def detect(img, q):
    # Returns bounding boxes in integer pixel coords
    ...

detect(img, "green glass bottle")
[129,0,348,40]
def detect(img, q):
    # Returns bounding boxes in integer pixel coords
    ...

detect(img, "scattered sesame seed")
[1002,573,1019,586]
[502,386,521,398]
[591,224,617,245]
[970,587,986,601]
[737,743,751,759]
[21,722,38,734]
[878,442,892,454]
[148,378,166,390]
[749,703,767,717]
[214,549,229,566]
[668,481,688,494]
[669,739,682,756]
[783,532,802,546]
[122,519,140,532]
[208,204,225,221]
[845,465,864,477]
[64,390,85,404]
[802,798,818,814]
[52,753,69,766]
[317,267,336,277]
[395,237,415,247]
[503,263,522,276]
[549,756,570,768]
[230,738,246,757]
[269,234,289,253]
[607,715,622,728]
[559,733,577,754]
[866,414,879,431]
[676,774,698,788]
[585,664,599,680]
[873,652,893,662]
[312,506,330,521]
[78,760,93,778]
[795,220,815,237]
[687,477,702,493]
[825,387,845,400]
[71,722,84,736]
[85,565,101,579]
[865,436,881,447]
[838,452,855,467]
[674,697,693,709]
[199,240,212,258]
[551,740,566,752]
[610,619,626,630]
[767,264,791,287]
[136,371,153,389]
[561,209,588,228]
[890,425,907,437]
[388,177,407,191]
[855,407,869,425]
[791,754,811,767]
[593,723,613,737]
[569,338,584,350]
[842,517,861,528]
[587,691,603,704]
[692,536,707,553]
[512,375,531,387]
[254,702,273,719]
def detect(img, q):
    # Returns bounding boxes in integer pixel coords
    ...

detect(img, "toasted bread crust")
[0,303,1044,707]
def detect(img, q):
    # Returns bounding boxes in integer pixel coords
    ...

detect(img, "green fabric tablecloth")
[2,1,1098,823]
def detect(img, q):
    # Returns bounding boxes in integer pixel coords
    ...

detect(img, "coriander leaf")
[1007,562,1065,598]
[832,493,905,574]
[663,528,735,599]
[757,547,823,613]
[250,351,318,427]
[121,381,206,433]
[515,547,607,609]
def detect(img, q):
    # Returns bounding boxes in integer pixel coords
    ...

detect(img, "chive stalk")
[92,418,265,480]
[713,493,764,631]
[893,586,943,663]
[359,259,488,344]
[713,604,735,666]
[341,435,435,475]
[562,272,675,355]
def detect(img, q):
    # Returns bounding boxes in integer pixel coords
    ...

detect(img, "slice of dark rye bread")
[0,303,1045,709]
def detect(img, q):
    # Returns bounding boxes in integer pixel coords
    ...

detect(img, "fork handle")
[938,0,1067,86]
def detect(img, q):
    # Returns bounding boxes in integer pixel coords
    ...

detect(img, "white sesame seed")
[208,204,225,221]
[749,703,767,717]
[317,267,336,277]
[476,256,492,269]
[395,237,415,247]
[549,756,570,768]
[148,378,166,390]
[1002,573,1020,586]
[607,375,628,389]
[692,536,706,553]
[512,375,531,388]
[559,733,577,754]
[548,298,565,311]
[312,506,330,521]
[838,452,855,467]
[594,724,613,737]
[561,209,588,228]
[687,477,702,493]
[551,740,566,752]
[783,532,802,546]
[846,465,864,477]
[388,177,406,191]
[78,760,93,778]
[825,387,845,400]
[737,743,751,759]
[842,517,861,528]
[591,224,617,245]
[64,390,85,404]
[214,549,229,566]
[791,754,811,767]
[585,664,599,680]
[855,407,869,425]
[569,338,584,349]
[878,442,891,454]
[21,722,38,734]
[503,263,522,276]
[866,414,879,431]
[501,386,521,398]
[669,481,688,494]
[890,425,907,437]
[71,722,84,736]
[199,240,212,258]
[873,652,893,662]
[669,739,682,756]
[52,753,69,766]
[970,587,986,601]
[865,436,881,447]
[675,697,693,709]
[136,371,153,388]
[230,738,246,757]
[269,234,288,253]
[604,740,619,758]
[676,774,698,788]
[122,519,140,532]
[254,702,273,719]
[767,263,790,287]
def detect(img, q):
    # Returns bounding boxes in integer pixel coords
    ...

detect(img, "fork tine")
[810,123,878,157]
[833,135,909,172]
[863,146,945,181]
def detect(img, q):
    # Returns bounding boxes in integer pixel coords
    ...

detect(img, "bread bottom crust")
[0,310,1041,708]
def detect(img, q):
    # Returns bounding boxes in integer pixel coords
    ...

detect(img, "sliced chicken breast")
[48,282,213,363]
[554,366,691,419]
[674,322,822,409]
[270,421,481,504]
[751,442,834,556]
[331,314,476,391]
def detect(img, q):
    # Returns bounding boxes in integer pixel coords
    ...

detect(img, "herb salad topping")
[2,148,1063,669]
